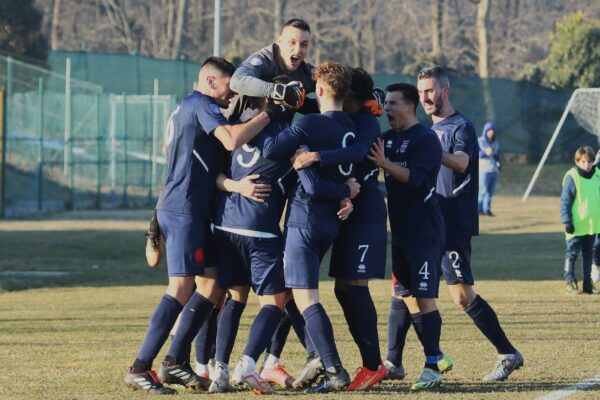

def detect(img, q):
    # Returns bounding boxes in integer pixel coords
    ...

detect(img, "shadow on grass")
[0,229,564,292]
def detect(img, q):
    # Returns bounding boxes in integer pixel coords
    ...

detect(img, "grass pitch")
[1,196,599,399]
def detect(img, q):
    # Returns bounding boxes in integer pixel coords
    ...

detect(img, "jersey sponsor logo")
[386,140,393,148]
[249,56,264,66]
[400,140,410,153]
[210,103,222,115]
[419,281,429,290]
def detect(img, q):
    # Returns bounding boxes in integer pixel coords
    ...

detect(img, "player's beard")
[424,96,444,116]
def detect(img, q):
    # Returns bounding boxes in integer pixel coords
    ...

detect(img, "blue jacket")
[478,122,501,173]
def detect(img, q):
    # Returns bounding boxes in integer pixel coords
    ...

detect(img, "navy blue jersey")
[262,111,357,236]
[431,112,479,237]
[383,124,444,247]
[157,91,227,216]
[214,120,295,235]
[317,110,385,224]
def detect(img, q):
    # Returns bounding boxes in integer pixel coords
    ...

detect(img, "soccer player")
[123,57,276,395]
[207,85,359,394]
[417,65,524,381]
[226,18,319,385]
[261,62,356,393]
[229,18,316,117]
[291,67,388,391]
[368,83,447,391]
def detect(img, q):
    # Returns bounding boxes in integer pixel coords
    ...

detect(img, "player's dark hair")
[348,67,374,103]
[201,56,235,76]
[284,18,311,33]
[386,83,419,115]
[574,146,595,163]
[313,62,351,101]
[417,64,450,88]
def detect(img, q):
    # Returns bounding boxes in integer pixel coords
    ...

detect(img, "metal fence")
[0,56,175,217]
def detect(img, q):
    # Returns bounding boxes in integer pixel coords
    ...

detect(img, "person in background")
[478,122,501,217]
[560,146,600,295]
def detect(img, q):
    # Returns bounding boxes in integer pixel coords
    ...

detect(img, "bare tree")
[476,0,490,78]
[171,0,188,59]
[431,0,443,58]
[50,0,61,50]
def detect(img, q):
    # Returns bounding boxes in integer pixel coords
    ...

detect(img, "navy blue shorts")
[329,222,387,280]
[391,244,441,298]
[157,210,217,277]
[441,235,475,285]
[213,228,285,295]
[283,227,336,289]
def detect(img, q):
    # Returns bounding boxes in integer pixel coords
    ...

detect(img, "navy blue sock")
[133,294,183,372]
[303,303,341,370]
[244,305,283,361]
[194,306,220,364]
[338,286,381,371]
[165,292,214,364]
[387,297,411,367]
[215,299,245,364]
[268,312,292,357]
[412,310,442,371]
[465,295,516,354]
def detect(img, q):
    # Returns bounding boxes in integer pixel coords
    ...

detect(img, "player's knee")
[228,286,249,304]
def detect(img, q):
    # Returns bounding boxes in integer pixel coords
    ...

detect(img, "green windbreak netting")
[1,55,175,217]
[1,52,599,216]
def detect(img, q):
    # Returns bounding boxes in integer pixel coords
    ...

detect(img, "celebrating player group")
[125,18,524,395]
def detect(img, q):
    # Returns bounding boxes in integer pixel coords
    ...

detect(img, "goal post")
[522,88,600,202]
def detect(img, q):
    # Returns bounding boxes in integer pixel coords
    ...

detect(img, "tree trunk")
[273,0,286,41]
[431,0,443,57]
[477,0,495,121]
[366,0,376,72]
[51,0,62,51]
[477,0,490,78]
[171,0,188,59]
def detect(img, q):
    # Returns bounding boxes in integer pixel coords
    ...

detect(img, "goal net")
[522,88,600,201]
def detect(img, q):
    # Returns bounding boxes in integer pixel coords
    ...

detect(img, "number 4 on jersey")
[419,261,430,280]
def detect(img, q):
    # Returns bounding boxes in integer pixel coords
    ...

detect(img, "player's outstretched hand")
[272,81,305,110]
[364,87,385,116]
[292,150,320,170]
[345,178,361,199]
[367,138,387,168]
[337,198,353,220]
[237,174,271,203]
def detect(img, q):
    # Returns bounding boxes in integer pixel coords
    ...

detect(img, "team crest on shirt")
[210,103,222,115]
[249,56,264,66]
[434,129,444,141]
[399,140,410,153]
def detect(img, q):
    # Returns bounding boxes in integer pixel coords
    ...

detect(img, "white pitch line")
[536,375,600,400]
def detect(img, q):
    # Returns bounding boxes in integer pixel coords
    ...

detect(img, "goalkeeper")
[229,18,318,117]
